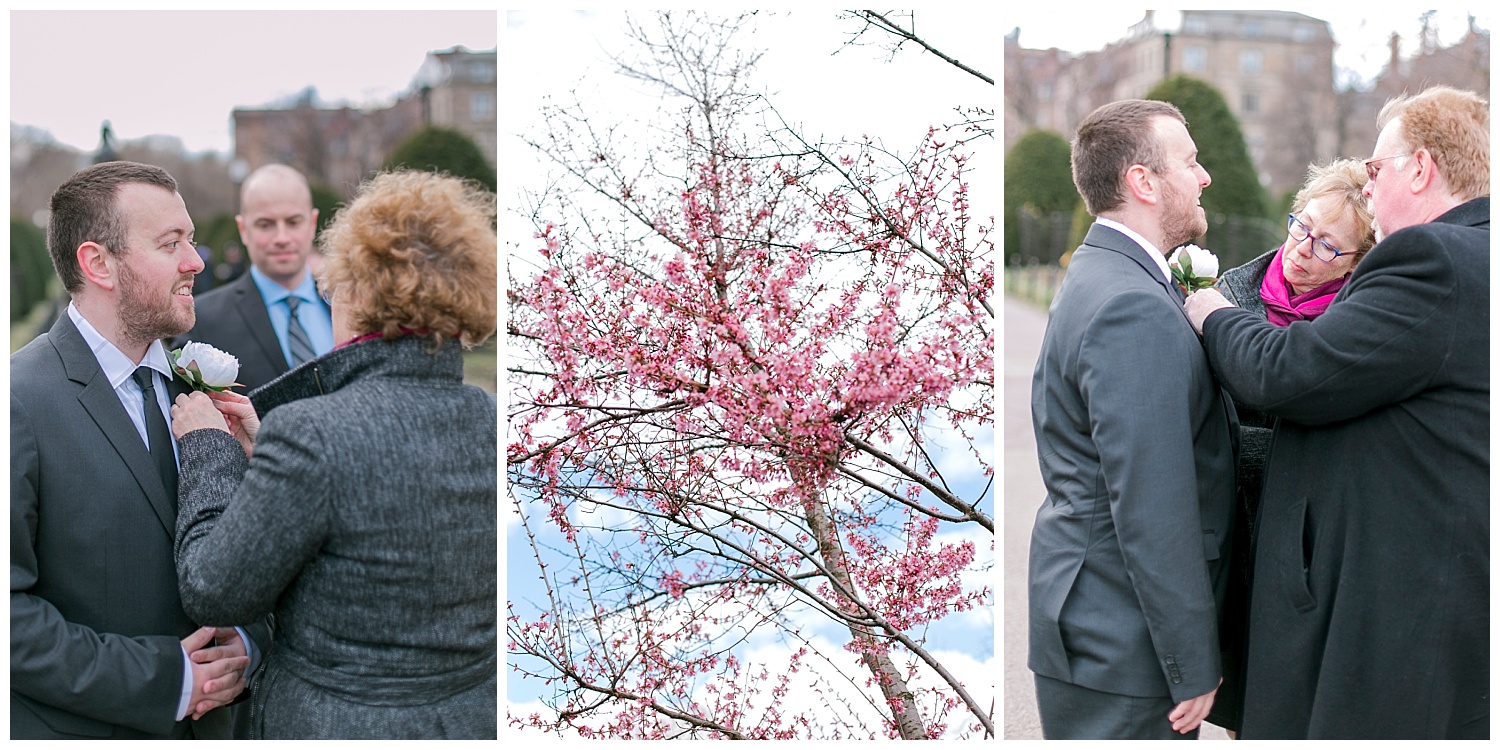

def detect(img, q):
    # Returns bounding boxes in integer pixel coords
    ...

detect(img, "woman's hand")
[171,391,260,458]
[171,392,230,438]
[207,390,260,457]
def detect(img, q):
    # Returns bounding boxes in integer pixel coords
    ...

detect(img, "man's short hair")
[1071,99,1186,216]
[1377,86,1489,202]
[48,161,178,293]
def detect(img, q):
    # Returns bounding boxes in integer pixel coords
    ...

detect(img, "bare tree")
[839,10,993,85]
[509,11,993,740]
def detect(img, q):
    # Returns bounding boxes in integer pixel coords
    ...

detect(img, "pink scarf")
[1259,246,1348,327]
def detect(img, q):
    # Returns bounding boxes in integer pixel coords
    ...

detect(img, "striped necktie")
[285,296,317,367]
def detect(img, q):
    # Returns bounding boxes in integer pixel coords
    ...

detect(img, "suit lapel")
[1085,222,1194,317]
[229,273,290,371]
[51,315,177,536]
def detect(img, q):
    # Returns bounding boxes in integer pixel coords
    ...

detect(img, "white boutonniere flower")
[171,342,242,393]
[1169,244,1220,293]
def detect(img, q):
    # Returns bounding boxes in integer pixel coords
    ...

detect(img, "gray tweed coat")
[174,335,497,739]
[1203,248,1277,732]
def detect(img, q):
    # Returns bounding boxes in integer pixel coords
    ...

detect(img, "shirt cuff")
[237,626,261,675]
[176,645,192,721]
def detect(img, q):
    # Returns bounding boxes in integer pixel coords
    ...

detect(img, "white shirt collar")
[67,302,173,389]
[1095,217,1173,282]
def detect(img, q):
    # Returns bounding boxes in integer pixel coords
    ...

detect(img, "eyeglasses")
[1363,153,1412,182]
[1287,214,1354,263]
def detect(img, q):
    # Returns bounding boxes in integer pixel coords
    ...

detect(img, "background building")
[232,46,496,198]
[1005,11,1489,198]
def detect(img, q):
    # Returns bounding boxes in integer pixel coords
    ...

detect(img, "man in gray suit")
[179,164,333,391]
[1028,99,1237,739]
[11,161,260,738]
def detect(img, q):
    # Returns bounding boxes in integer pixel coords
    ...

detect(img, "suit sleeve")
[175,411,331,626]
[1079,289,1221,701]
[1201,231,1459,425]
[10,392,184,736]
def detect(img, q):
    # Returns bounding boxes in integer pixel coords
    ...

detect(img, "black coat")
[1199,199,1489,739]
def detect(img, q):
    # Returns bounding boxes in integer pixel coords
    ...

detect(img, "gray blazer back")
[1028,223,1237,703]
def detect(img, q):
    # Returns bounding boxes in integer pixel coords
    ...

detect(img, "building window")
[469,60,495,84]
[1037,83,1052,103]
[1184,16,1208,35]
[1294,23,1315,42]
[471,92,495,120]
[1243,92,1259,114]
[1184,46,1207,73]
[1240,49,1263,75]
[1243,20,1263,38]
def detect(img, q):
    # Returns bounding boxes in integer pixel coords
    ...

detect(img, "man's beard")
[118,261,193,346]
[1160,178,1207,250]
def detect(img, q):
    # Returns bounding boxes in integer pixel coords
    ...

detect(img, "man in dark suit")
[1029,99,1237,739]
[1186,86,1488,739]
[11,161,260,739]
[179,164,333,391]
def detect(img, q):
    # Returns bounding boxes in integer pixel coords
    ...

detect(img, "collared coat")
[11,313,260,739]
[1029,222,1238,710]
[1200,198,1489,739]
[174,335,498,739]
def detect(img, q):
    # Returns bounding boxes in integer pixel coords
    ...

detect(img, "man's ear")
[235,214,248,244]
[1124,164,1158,205]
[77,242,118,291]
[1407,149,1434,194]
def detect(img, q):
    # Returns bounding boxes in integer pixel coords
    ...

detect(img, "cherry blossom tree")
[508,11,993,739]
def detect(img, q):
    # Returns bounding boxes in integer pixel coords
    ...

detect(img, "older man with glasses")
[1184,85,1489,739]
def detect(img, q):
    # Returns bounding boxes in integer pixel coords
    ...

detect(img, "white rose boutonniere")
[1169,244,1220,293]
[171,342,242,393]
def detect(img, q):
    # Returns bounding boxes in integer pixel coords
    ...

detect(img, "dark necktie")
[285,296,317,366]
[132,367,178,505]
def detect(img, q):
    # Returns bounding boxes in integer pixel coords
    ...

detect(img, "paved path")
[1003,295,1227,740]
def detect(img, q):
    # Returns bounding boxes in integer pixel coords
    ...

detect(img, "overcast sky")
[8,10,497,155]
[1003,8,1492,88]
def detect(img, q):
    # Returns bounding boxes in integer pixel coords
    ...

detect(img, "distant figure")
[192,244,216,294]
[178,164,332,391]
[214,244,246,285]
[93,120,119,164]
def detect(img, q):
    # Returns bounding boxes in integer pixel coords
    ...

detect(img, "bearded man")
[11,161,265,739]
[1028,99,1237,739]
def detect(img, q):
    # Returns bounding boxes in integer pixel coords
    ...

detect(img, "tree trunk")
[801,488,929,740]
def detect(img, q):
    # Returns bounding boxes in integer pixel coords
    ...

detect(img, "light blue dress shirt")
[248,266,335,363]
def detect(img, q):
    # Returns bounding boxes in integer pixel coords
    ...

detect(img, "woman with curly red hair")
[169,171,497,739]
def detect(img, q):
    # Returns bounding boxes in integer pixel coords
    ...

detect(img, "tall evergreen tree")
[1004,129,1077,264]
[384,127,496,193]
[1147,76,1274,264]
[10,217,52,322]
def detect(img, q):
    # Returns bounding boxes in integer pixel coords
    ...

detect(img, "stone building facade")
[1005,11,1489,197]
